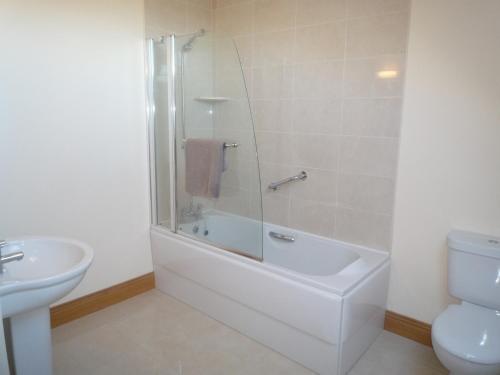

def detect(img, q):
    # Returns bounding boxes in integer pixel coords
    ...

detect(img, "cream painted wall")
[0,0,153,303]
[388,0,500,323]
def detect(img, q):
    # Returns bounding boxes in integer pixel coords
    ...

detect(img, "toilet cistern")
[431,230,500,375]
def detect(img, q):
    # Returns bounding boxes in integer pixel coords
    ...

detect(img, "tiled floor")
[53,290,447,375]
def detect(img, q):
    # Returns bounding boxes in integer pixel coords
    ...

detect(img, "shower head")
[182,29,206,51]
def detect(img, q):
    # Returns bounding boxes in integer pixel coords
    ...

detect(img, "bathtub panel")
[339,262,390,374]
[154,265,338,374]
[151,228,343,344]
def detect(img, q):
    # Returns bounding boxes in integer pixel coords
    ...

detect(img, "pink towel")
[185,138,226,198]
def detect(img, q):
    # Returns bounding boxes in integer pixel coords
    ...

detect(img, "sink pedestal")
[0,237,93,374]
[10,307,52,375]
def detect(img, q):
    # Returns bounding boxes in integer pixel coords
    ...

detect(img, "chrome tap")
[181,202,203,222]
[0,240,24,273]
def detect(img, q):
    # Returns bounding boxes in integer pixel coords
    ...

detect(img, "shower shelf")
[194,96,231,103]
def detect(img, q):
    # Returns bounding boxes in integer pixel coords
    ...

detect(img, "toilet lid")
[432,303,500,365]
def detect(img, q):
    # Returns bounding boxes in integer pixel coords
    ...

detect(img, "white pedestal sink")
[0,237,93,375]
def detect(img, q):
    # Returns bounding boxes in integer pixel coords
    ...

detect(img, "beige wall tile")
[296,0,346,26]
[347,0,410,18]
[221,163,253,190]
[293,61,344,99]
[254,30,294,66]
[335,207,392,250]
[346,12,409,58]
[263,194,290,226]
[290,168,337,204]
[234,35,254,68]
[188,0,213,9]
[294,21,346,63]
[215,2,254,36]
[252,99,292,131]
[254,0,296,32]
[214,101,252,131]
[145,0,187,36]
[252,65,293,99]
[338,173,394,213]
[215,0,250,8]
[340,136,398,177]
[214,186,250,215]
[342,98,401,137]
[187,4,213,32]
[289,198,336,237]
[292,134,340,170]
[149,0,410,251]
[343,55,405,97]
[291,99,342,134]
[255,131,293,164]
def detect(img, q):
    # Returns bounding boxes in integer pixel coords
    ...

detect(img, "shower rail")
[268,171,307,191]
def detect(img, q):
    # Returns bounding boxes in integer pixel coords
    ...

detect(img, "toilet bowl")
[432,303,500,375]
[432,231,500,375]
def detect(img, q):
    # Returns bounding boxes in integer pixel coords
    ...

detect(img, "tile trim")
[384,310,432,347]
[50,272,155,328]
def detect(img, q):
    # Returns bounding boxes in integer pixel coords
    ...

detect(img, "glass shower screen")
[150,32,263,260]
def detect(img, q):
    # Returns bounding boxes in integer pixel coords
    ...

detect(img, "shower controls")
[269,231,295,242]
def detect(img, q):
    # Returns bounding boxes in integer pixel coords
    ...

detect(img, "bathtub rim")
[151,224,390,297]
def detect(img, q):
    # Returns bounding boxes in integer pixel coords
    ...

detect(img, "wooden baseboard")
[50,272,155,328]
[384,310,432,347]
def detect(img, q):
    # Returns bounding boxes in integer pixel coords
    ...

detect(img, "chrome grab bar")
[268,171,307,191]
[269,231,295,242]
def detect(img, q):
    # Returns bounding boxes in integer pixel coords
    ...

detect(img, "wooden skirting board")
[384,310,432,347]
[50,272,155,328]
[50,273,432,349]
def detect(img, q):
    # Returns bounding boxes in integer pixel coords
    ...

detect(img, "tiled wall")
[214,0,410,250]
[145,0,213,38]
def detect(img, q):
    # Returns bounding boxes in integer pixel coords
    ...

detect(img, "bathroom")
[0,0,499,374]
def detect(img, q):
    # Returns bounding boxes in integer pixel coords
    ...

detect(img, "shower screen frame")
[145,36,178,231]
[166,35,177,233]
[146,33,264,261]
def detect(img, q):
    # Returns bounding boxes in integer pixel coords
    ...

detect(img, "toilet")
[432,230,500,375]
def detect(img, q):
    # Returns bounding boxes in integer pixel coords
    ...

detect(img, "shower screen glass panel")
[148,40,171,227]
[172,32,263,260]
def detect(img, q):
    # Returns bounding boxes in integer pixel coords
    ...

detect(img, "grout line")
[334,0,351,238]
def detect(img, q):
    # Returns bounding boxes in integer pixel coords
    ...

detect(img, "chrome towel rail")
[268,171,307,191]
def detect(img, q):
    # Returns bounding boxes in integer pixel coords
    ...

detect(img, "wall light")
[377,70,399,79]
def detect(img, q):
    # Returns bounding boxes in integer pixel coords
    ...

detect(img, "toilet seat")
[432,302,500,365]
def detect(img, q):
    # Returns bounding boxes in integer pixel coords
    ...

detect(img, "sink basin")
[0,237,93,318]
[0,237,93,375]
[0,237,93,317]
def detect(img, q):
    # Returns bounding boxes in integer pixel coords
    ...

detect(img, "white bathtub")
[151,212,390,374]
